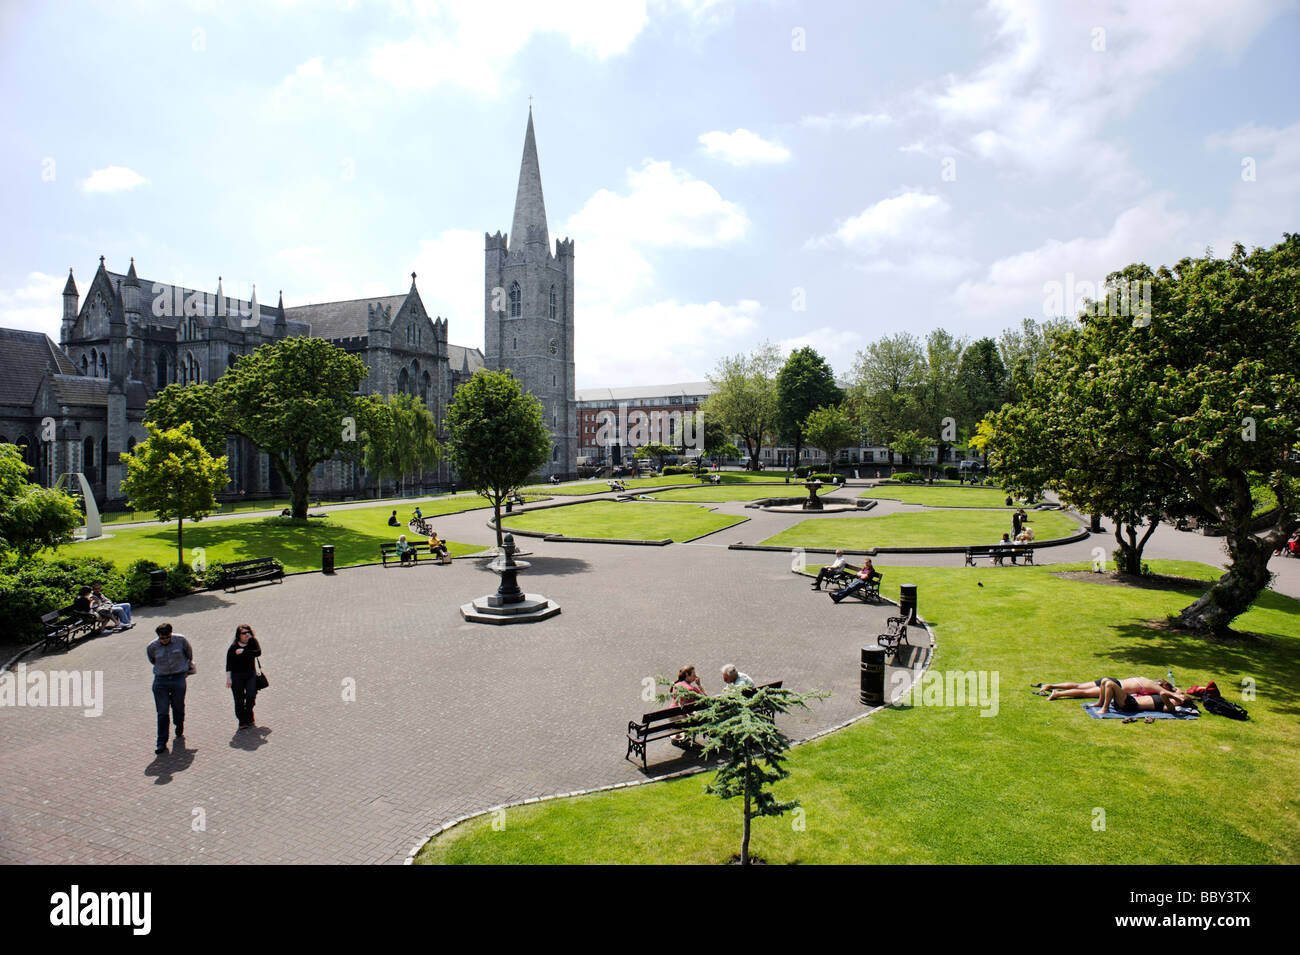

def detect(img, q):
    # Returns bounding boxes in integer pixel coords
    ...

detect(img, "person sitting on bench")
[72,587,105,634]
[811,549,854,590]
[669,665,706,748]
[994,533,1016,564]
[387,510,400,527]
[720,664,754,690]
[91,582,133,631]
[428,531,450,563]
[830,559,880,603]
[396,534,415,566]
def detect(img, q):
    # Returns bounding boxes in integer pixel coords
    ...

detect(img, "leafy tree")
[803,404,857,473]
[890,429,931,469]
[700,416,733,459]
[998,317,1070,405]
[359,392,441,497]
[849,333,924,464]
[914,329,967,472]
[633,442,674,470]
[955,337,1009,433]
[218,337,369,519]
[443,370,551,549]
[144,382,228,457]
[684,685,817,865]
[120,423,229,568]
[703,343,781,469]
[775,346,842,471]
[0,443,81,558]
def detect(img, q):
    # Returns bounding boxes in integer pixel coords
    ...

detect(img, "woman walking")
[225,624,263,729]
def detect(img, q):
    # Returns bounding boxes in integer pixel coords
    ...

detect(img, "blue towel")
[1082,702,1197,720]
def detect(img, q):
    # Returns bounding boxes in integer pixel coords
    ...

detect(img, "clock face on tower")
[548,338,558,356]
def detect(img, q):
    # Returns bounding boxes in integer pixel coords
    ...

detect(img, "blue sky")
[2,0,1297,388]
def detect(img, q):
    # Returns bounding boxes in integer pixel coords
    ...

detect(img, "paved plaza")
[2,482,1293,864]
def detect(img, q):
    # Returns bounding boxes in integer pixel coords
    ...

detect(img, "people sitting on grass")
[279,507,291,517]
[720,664,754,690]
[1033,676,1175,701]
[90,582,133,631]
[387,510,400,527]
[1094,677,1191,717]
[396,534,415,566]
[428,531,450,563]
[811,549,854,591]
[1015,525,1035,543]
[550,475,560,485]
[830,558,881,603]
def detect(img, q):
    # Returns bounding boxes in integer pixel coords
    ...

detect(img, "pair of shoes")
[155,745,167,754]
[830,595,842,604]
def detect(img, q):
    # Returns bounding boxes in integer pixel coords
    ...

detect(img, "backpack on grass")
[1202,694,1249,720]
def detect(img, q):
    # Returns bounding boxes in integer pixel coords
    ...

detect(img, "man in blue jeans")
[146,623,193,755]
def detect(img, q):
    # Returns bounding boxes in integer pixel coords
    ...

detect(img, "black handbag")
[255,657,269,690]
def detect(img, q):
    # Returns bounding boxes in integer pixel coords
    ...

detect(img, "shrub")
[892,471,924,484]
[944,466,959,480]
[662,465,696,475]
[0,555,128,643]
[805,472,840,484]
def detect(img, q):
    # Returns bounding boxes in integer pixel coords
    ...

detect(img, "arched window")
[90,349,99,377]
[83,436,95,474]
[421,371,431,403]
[156,351,169,390]
[81,354,89,376]
[99,353,108,378]
[552,446,558,462]
[549,285,557,321]
[397,368,409,395]
[508,281,521,318]
[228,353,237,369]
[185,352,198,384]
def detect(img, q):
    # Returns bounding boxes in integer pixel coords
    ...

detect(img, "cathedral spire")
[509,108,550,251]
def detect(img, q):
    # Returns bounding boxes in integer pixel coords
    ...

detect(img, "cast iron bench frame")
[218,557,285,592]
[625,680,783,769]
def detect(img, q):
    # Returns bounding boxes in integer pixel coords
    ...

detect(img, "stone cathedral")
[0,110,577,506]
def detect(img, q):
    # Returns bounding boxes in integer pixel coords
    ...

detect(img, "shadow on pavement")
[145,736,197,785]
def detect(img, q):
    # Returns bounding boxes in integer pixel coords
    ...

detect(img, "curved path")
[5,478,1292,864]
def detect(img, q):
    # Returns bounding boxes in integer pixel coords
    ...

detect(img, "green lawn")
[523,471,798,496]
[503,500,746,542]
[416,560,1300,864]
[94,492,507,527]
[73,500,492,572]
[647,484,836,503]
[858,486,1020,508]
[761,509,1081,550]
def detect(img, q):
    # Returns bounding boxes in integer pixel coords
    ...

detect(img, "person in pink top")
[669,665,706,749]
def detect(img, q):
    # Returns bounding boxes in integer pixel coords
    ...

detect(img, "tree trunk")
[176,515,184,569]
[741,752,752,866]
[1112,519,1158,575]
[1174,533,1273,634]
[493,499,503,549]
[290,470,310,520]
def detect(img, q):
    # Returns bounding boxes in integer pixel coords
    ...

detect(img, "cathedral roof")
[447,344,485,375]
[509,109,550,251]
[103,270,307,335]
[49,375,149,409]
[0,328,77,406]
[283,294,408,341]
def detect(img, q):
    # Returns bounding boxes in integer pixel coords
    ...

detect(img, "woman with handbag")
[225,624,264,729]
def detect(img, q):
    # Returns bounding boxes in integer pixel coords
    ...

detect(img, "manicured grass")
[522,471,797,496]
[72,500,492,572]
[94,492,501,527]
[761,509,1081,550]
[647,484,836,503]
[503,500,746,542]
[858,485,1019,508]
[416,560,1300,864]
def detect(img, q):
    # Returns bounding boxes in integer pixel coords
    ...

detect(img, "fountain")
[802,479,825,510]
[460,534,561,624]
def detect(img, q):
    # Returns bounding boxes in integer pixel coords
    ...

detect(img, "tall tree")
[955,336,1009,436]
[703,342,781,470]
[218,337,370,520]
[120,422,229,568]
[848,333,924,465]
[998,317,1070,405]
[0,443,80,558]
[144,382,229,457]
[443,370,551,549]
[914,329,967,470]
[359,392,441,497]
[803,404,858,474]
[775,346,842,471]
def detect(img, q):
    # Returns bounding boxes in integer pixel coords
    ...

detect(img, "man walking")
[147,623,193,755]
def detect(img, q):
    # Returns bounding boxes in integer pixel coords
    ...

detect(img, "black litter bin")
[860,645,886,706]
[322,544,335,574]
[149,568,168,604]
[899,583,918,623]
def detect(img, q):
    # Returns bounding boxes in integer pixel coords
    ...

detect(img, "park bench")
[876,615,910,662]
[607,480,628,492]
[826,568,883,602]
[218,557,285,592]
[625,680,783,769]
[40,605,101,653]
[379,541,450,566]
[963,545,1034,567]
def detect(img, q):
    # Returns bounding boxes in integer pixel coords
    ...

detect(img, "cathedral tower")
[485,109,576,478]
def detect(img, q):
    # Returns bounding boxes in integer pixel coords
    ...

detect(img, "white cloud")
[271,57,355,109]
[81,166,147,194]
[776,326,864,379]
[699,128,791,166]
[858,252,978,283]
[410,228,486,338]
[950,193,1192,321]
[368,1,649,94]
[923,0,1288,184]
[0,271,65,338]
[1204,121,1300,252]
[800,112,893,130]
[812,189,953,254]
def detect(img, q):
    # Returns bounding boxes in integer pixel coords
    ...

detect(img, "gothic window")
[513,337,517,350]
[90,349,99,377]
[128,436,136,455]
[397,368,409,395]
[81,354,89,376]
[418,327,422,347]
[99,353,108,378]
[549,285,557,321]
[421,371,431,403]
[228,353,237,369]
[552,446,558,462]
[83,436,94,474]
[508,281,521,317]
[100,437,108,485]
[156,352,169,390]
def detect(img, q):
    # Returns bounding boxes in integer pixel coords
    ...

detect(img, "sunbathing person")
[1095,678,1189,717]
[1037,676,1172,701]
